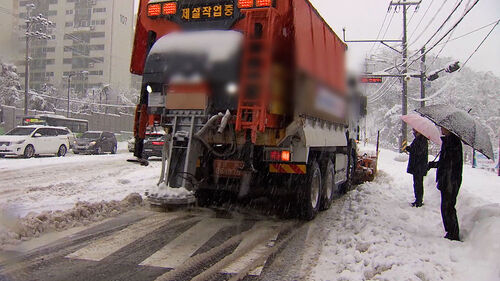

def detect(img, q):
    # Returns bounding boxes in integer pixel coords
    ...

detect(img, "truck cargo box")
[131,0,348,126]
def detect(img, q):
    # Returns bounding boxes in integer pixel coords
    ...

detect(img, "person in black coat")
[429,127,463,241]
[405,130,429,207]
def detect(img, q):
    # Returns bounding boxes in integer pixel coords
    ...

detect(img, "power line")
[408,0,435,41]
[367,75,399,101]
[368,10,390,56]
[373,9,397,55]
[436,19,500,45]
[429,0,471,65]
[461,19,500,69]
[407,0,480,68]
[409,0,450,46]
[384,0,481,75]
[420,0,464,49]
[369,78,400,103]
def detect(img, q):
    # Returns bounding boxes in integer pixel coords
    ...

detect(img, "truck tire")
[299,160,322,220]
[320,160,338,211]
[341,144,357,193]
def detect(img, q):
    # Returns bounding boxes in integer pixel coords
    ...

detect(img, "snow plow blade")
[147,194,196,207]
[354,153,378,184]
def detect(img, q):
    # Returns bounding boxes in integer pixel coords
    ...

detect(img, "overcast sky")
[134,0,499,76]
[309,0,500,76]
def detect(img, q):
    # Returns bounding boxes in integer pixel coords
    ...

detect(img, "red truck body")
[131,0,346,97]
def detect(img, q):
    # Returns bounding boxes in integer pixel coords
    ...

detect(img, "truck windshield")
[6,127,36,136]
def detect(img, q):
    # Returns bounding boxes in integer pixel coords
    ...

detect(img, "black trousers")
[439,182,460,240]
[413,175,424,204]
[133,137,144,158]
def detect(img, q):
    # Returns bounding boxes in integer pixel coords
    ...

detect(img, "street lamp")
[65,71,88,117]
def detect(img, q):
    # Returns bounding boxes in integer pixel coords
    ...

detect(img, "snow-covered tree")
[0,62,22,106]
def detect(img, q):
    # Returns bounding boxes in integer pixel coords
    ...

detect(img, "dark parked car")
[73,131,117,155]
[142,132,166,159]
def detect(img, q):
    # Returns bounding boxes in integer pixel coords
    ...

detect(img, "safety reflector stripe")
[269,164,306,174]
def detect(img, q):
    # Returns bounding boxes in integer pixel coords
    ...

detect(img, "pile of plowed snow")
[309,148,500,281]
[0,193,143,249]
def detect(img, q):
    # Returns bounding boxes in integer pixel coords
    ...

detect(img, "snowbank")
[309,148,500,281]
[0,193,143,249]
[0,152,159,217]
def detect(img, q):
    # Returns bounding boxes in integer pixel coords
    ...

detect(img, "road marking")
[221,221,281,276]
[65,213,183,261]
[140,218,234,268]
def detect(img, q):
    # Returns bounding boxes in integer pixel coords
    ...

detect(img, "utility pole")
[389,0,421,152]
[344,0,421,152]
[420,47,426,108]
[23,4,53,115]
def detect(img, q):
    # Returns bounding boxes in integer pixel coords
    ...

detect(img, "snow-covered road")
[0,144,159,217]
[1,144,498,281]
[309,148,500,281]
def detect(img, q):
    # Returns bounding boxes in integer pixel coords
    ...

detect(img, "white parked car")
[0,126,70,158]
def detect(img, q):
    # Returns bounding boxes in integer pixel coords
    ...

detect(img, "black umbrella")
[416,104,494,159]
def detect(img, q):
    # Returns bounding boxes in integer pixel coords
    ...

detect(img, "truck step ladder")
[235,8,277,143]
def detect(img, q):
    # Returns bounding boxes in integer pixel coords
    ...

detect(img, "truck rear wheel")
[341,145,357,193]
[320,160,337,210]
[298,160,321,220]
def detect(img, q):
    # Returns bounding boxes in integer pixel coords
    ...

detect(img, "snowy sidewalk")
[309,148,500,281]
[0,152,159,217]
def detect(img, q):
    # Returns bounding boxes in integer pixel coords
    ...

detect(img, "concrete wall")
[0,105,134,134]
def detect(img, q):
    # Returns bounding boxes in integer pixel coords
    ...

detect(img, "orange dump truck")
[131,0,365,220]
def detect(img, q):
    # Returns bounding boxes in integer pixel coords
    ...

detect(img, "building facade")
[16,0,135,95]
[0,0,21,63]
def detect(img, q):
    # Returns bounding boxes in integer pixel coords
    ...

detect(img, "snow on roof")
[149,30,243,64]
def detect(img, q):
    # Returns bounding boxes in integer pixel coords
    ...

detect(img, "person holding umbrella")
[428,127,463,241]
[417,104,494,241]
[405,129,428,207]
[401,114,441,208]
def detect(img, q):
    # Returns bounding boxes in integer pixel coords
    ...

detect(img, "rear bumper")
[143,146,162,157]
[73,146,96,153]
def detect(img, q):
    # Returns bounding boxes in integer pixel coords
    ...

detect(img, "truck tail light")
[162,2,177,15]
[256,0,272,7]
[281,151,290,162]
[238,0,253,8]
[269,150,291,162]
[147,4,161,17]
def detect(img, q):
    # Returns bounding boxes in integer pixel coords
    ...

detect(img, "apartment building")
[16,0,135,94]
[0,0,21,62]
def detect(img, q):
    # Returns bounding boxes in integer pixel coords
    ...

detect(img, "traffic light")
[445,61,460,73]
